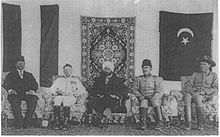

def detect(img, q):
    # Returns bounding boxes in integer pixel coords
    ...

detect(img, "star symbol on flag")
[181,37,189,45]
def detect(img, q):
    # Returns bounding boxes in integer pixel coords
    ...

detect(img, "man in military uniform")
[183,55,218,130]
[3,56,38,129]
[131,59,164,130]
[49,64,87,130]
[88,61,132,127]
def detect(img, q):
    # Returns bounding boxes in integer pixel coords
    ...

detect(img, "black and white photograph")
[1,0,218,135]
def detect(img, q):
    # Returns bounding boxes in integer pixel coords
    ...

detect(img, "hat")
[14,56,25,63]
[102,61,114,72]
[63,64,72,68]
[197,55,216,67]
[142,59,152,67]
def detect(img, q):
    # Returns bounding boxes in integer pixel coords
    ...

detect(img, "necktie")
[20,70,23,79]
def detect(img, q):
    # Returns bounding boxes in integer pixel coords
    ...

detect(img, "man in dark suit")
[88,61,132,127]
[3,56,38,129]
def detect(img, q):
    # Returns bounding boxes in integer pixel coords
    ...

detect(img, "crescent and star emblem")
[177,28,194,45]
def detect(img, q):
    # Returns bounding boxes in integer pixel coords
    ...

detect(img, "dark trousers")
[8,94,38,127]
[89,95,126,114]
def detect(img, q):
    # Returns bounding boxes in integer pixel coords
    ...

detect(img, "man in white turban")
[87,61,132,128]
[102,61,115,72]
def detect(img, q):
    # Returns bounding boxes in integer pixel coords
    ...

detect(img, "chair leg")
[2,113,8,128]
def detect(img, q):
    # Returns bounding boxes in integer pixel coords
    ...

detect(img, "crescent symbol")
[177,28,194,38]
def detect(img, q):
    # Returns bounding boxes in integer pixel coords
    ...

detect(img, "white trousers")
[54,96,77,106]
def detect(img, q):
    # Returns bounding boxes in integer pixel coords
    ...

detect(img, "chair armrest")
[76,93,88,105]
[1,87,8,113]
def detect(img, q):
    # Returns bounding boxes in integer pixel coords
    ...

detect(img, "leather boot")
[154,106,164,129]
[62,106,70,130]
[196,107,204,130]
[101,115,109,128]
[139,107,148,130]
[184,106,192,130]
[95,114,103,127]
[53,106,60,130]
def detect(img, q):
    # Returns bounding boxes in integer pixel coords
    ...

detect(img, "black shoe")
[184,126,191,131]
[14,121,23,129]
[196,125,204,131]
[53,125,60,130]
[62,124,69,131]
[139,118,146,130]
[139,125,146,130]
[100,116,108,129]
[53,120,60,130]
[183,121,192,131]
[154,121,164,130]
[23,124,30,129]
[124,116,133,127]
[72,121,80,126]
[15,125,23,129]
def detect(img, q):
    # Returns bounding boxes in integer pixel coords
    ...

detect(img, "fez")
[142,59,152,68]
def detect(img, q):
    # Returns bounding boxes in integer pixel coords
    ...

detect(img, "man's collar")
[143,73,152,77]
[17,69,24,73]
[64,75,72,78]
[201,71,211,76]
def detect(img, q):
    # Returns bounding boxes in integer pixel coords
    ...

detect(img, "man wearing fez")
[183,55,218,130]
[89,61,132,127]
[49,64,87,130]
[131,59,164,130]
[3,56,38,129]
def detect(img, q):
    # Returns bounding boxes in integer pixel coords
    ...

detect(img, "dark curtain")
[40,5,59,87]
[3,3,21,72]
[159,11,213,81]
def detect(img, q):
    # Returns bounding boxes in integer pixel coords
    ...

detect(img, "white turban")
[102,61,114,72]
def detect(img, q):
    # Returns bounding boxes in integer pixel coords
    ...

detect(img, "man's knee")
[194,95,204,107]
[151,97,161,107]
[54,96,63,106]
[183,93,192,106]
[27,95,38,103]
[140,99,149,108]
[125,98,131,104]
[63,96,77,106]
[124,98,131,110]
[8,94,20,104]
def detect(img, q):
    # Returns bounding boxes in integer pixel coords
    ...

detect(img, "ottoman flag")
[159,11,213,81]
[81,16,135,86]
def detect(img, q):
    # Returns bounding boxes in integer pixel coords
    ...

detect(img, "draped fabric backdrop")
[40,5,59,87]
[159,11,213,81]
[81,16,135,86]
[1,0,217,86]
[2,3,21,72]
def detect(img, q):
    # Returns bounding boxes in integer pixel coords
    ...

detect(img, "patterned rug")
[81,16,135,86]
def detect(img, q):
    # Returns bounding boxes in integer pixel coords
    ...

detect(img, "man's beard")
[104,71,112,76]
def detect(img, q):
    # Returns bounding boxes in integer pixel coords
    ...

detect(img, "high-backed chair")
[42,75,88,123]
[1,72,45,127]
[179,76,218,124]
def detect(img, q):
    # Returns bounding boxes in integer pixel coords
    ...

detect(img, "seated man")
[3,56,38,129]
[88,61,132,127]
[183,55,218,131]
[131,59,164,130]
[49,64,87,130]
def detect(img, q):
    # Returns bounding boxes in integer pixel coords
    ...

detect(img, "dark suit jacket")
[3,70,38,98]
[90,74,128,98]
